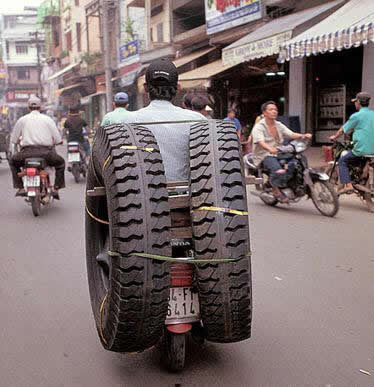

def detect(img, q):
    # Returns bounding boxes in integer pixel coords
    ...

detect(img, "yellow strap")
[120,145,154,153]
[102,155,111,171]
[85,204,110,225]
[99,292,108,345]
[193,206,248,216]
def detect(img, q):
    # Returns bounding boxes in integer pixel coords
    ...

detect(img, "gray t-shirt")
[11,110,62,147]
[133,100,207,181]
[251,119,294,166]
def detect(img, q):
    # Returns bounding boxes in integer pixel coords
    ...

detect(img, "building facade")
[1,11,45,122]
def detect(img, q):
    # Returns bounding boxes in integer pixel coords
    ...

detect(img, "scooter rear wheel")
[30,196,41,217]
[161,330,186,372]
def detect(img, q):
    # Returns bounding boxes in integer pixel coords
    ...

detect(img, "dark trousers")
[263,156,294,188]
[9,146,65,189]
[338,150,358,184]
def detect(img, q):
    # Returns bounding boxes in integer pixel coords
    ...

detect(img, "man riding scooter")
[9,96,65,199]
[251,101,312,203]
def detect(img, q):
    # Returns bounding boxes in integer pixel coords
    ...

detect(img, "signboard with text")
[119,40,140,66]
[222,30,293,67]
[205,0,262,35]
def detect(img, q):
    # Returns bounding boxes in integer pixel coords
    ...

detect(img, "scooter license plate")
[166,287,200,322]
[68,153,80,162]
[23,175,40,187]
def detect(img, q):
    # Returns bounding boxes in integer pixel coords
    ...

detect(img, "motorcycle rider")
[101,92,135,126]
[64,106,91,160]
[9,96,65,198]
[329,92,374,195]
[251,101,312,203]
[133,58,207,181]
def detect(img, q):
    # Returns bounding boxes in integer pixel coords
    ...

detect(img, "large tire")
[189,120,252,343]
[86,123,171,353]
[30,196,41,217]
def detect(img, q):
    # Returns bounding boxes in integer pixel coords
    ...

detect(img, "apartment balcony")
[173,24,207,46]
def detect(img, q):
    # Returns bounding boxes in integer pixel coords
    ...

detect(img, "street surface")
[1,145,373,386]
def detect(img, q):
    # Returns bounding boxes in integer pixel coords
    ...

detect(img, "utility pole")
[29,31,43,101]
[100,0,113,111]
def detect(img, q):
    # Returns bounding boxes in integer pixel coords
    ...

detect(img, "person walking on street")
[101,92,135,126]
[191,95,212,118]
[224,109,242,137]
[329,91,374,195]
[9,96,65,198]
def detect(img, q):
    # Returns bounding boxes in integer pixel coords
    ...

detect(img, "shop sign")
[223,30,292,67]
[118,62,141,88]
[205,0,262,36]
[119,40,140,66]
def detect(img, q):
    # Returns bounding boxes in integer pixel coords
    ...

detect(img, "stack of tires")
[85,120,252,353]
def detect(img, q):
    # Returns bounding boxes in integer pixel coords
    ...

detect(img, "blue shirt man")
[224,109,241,137]
[330,91,374,194]
[101,92,135,126]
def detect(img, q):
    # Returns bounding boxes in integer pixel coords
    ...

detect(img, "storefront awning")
[80,91,105,105]
[57,82,86,96]
[173,47,215,68]
[222,0,344,67]
[178,59,234,89]
[48,62,81,81]
[279,0,374,62]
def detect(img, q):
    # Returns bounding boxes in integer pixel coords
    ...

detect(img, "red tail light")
[26,168,37,177]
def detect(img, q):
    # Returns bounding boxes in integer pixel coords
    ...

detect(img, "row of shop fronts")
[49,0,374,144]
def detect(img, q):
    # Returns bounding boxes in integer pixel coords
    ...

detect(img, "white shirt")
[11,110,62,147]
[133,100,207,181]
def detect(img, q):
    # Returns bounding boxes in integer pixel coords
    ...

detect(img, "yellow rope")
[99,292,108,345]
[102,155,111,172]
[85,204,110,225]
[193,206,249,216]
[120,145,154,153]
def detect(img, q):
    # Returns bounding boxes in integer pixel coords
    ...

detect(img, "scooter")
[247,140,339,217]
[67,141,87,183]
[18,157,54,216]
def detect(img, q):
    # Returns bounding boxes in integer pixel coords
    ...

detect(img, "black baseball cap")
[145,58,178,85]
[352,92,371,103]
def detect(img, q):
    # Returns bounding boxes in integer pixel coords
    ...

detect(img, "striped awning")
[279,0,374,62]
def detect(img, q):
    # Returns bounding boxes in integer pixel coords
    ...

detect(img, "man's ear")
[144,83,149,93]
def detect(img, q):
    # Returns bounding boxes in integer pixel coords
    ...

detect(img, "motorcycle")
[67,141,87,183]
[161,182,203,372]
[247,140,339,217]
[325,141,374,212]
[18,157,54,216]
[0,129,10,163]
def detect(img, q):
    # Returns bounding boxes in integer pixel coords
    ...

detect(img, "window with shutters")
[66,31,72,51]
[16,45,28,55]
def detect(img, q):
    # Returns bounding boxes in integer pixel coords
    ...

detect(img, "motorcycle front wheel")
[310,181,339,217]
[30,196,41,217]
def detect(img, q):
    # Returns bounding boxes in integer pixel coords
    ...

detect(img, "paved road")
[1,151,373,387]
